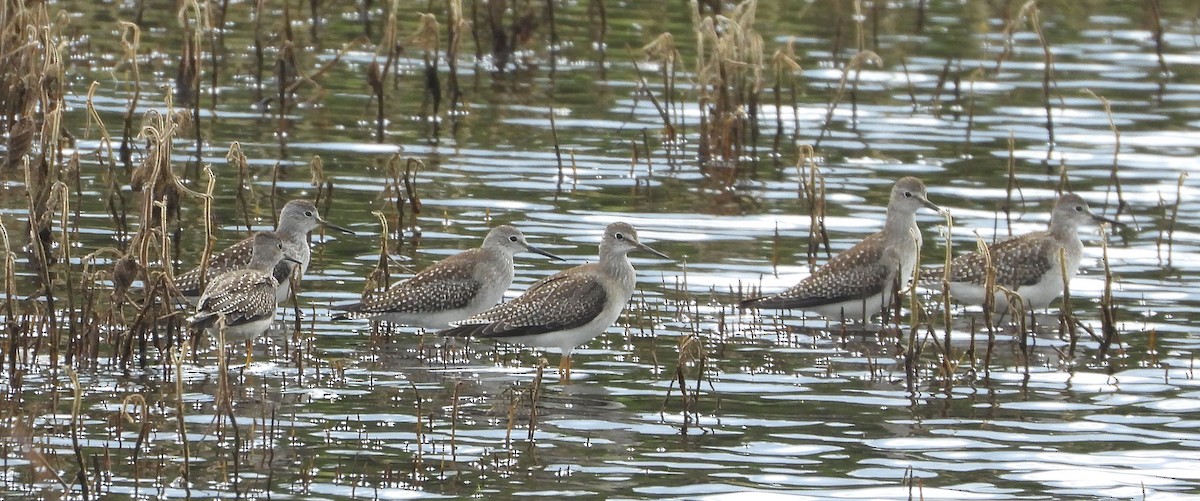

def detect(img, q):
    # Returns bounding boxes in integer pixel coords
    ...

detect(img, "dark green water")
[2,0,1199,499]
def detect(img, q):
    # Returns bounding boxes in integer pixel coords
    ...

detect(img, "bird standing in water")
[188,231,300,343]
[331,225,563,328]
[175,199,354,304]
[438,222,669,381]
[740,177,943,322]
[923,193,1118,314]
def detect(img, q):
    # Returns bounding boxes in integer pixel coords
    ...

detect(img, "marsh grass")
[1085,90,1133,222]
[797,147,830,267]
[659,332,713,435]
[769,42,802,163]
[1157,173,1185,267]
[1097,223,1121,360]
[691,0,764,176]
[636,32,681,145]
[226,143,256,233]
[995,1,1059,151]
[818,56,877,152]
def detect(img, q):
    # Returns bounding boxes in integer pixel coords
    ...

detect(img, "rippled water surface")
[3,1,1200,499]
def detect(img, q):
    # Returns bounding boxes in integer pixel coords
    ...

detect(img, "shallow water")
[3,1,1200,499]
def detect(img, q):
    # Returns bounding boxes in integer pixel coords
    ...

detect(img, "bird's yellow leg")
[561,355,573,382]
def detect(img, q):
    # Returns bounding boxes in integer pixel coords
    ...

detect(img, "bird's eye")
[1075,206,1084,212]
[615,233,625,240]
[904,192,913,198]
[509,235,518,242]
[304,211,314,217]
[277,243,283,249]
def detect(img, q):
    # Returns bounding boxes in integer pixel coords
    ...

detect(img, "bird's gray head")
[601,222,670,259]
[278,199,355,235]
[248,231,290,271]
[483,225,564,261]
[1052,193,1118,230]
[889,176,941,215]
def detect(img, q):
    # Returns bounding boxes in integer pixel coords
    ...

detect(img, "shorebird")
[740,176,942,322]
[330,225,563,328]
[923,193,1118,314]
[175,199,354,304]
[437,222,669,380]
[187,231,300,342]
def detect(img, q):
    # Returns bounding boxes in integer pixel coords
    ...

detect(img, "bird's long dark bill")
[1091,212,1124,228]
[319,217,356,235]
[527,244,566,261]
[919,197,941,212]
[283,256,303,265]
[636,241,671,259]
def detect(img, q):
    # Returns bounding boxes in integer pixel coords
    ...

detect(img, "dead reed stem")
[1097,224,1120,360]
[769,41,802,163]
[446,0,467,113]
[120,394,151,493]
[1147,0,1169,74]
[631,53,677,141]
[1058,247,1076,357]
[65,367,90,498]
[0,218,18,376]
[226,142,255,233]
[1084,90,1134,224]
[814,50,881,150]
[1161,173,1185,267]
[936,212,955,367]
[171,349,191,493]
[358,211,394,339]
[528,361,544,441]
[689,0,764,171]
[117,21,143,170]
[796,147,830,266]
[1003,133,1021,236]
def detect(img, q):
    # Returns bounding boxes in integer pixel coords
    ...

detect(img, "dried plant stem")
[65,367,90,498]
[1097,224,1120,360]
[1003,133,1020,236]
[528,361,544,441]
[172,349,192,493]
[1147,0,1169,74]
[1059,247,1076,358]
[1161,173,1185,267]
[815,50,882,149]
[117,21,143,169]
[446,0,466,112]
[1084,90,1134,223]
[226,142,254,233]
[797,146,830,265]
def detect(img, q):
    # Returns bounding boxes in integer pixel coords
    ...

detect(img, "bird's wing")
[192,271,277,327]
[439,270,607,339]
[341,253,484,315]
[940,232,1058,288]
[176,236,255,297]
[742,233,893,309]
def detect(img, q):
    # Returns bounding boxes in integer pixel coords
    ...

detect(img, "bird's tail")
[329,302,366,321]
[435,323,486,339]
[187,311,217,330]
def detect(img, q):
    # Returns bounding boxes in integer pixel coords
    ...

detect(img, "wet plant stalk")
[1097,224,1120,359]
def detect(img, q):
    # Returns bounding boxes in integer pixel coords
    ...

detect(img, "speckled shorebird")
[437,222,669,380]
[740,177,942,322]
[176,199,354,304]
[923,193,1118,313]
[187,232,301,342]
[330,225,564,328]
